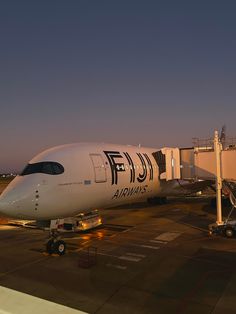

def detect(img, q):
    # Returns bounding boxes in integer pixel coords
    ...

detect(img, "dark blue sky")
[1,1,236,172]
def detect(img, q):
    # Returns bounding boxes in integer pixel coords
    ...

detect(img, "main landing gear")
[46,229,66,255]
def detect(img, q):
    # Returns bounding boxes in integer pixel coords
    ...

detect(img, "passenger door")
[90,154,107,183]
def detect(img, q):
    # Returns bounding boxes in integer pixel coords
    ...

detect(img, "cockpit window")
[20,162,64,176]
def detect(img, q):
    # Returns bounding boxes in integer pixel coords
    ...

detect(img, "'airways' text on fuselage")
[112,185,148,199]
[104,151,154,185]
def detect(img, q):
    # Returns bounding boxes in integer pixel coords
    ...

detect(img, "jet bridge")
[180,145,236,183]
[159,131,236,226]
[160,141,236,182]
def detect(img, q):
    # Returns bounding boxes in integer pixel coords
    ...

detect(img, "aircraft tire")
[54,240,66,255]
[46,239,55,254]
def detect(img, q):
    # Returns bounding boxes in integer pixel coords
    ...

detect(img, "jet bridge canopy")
[160,143,236,182]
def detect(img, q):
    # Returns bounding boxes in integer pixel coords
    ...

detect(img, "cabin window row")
[123,164,156,170]
[109,164,157,171]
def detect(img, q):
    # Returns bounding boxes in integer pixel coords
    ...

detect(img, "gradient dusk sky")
[1,1,236,172]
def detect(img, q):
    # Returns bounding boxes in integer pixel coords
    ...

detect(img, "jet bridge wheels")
[46,239,66,255]
[225,226,234,238]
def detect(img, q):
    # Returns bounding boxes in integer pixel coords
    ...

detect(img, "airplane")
[0,142,210,255]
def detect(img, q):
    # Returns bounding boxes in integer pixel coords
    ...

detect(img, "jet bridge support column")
[214,130,223,225]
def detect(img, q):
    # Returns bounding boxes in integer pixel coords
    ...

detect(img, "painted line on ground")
[180,222,209,233]
[119,256,142,262]
[106,263,127,270]
[126,253,146,258]
[150,240,167,244]
[140,245,160,250]
[97,252,120,259]
[129,243,160,250]
[131,244,160,250]
[121,229,131,233]
[129,230,157,234]
[155,232,181,242]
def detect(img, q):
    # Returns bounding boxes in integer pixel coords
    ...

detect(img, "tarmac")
[0,192,236,314]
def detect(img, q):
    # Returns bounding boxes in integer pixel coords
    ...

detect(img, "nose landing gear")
[46,227,66,255]
[46,238,66,255]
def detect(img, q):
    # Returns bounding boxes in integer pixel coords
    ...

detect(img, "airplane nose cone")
[0,194,29,219]
[0,176,35,219]
[0,189,33,219]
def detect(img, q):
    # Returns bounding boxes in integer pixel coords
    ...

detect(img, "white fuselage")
[0,143,182,220]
